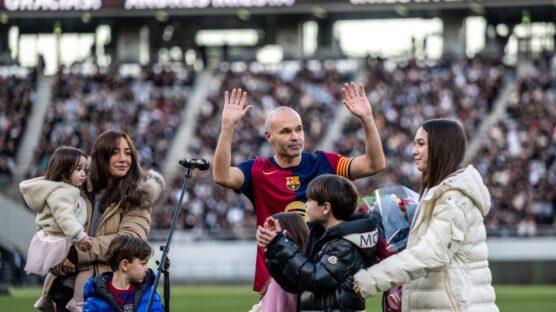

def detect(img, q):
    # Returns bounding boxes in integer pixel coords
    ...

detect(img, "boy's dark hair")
[45,146,88,191]
[306,174,358,221]
[105,235,152,271]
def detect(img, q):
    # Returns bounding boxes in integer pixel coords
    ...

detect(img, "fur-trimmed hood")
[87,169,166,210]
[134,169,166,209]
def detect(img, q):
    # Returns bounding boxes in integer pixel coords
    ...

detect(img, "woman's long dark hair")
[420,119,466,196]
[89,130,142,211]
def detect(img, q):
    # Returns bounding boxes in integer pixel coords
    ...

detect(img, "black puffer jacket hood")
[306,212,383,263]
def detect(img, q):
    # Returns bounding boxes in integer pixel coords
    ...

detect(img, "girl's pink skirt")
[25,229,72,276]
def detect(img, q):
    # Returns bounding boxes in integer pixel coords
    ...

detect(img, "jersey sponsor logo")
[342,229,378,248]
[285,176,301,191]
[284,201,307,220]
[263,170,279,175]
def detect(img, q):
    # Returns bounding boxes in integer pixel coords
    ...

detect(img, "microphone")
[179,158,210,170]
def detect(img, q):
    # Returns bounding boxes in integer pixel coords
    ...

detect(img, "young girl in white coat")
[353,119,499,312]
[20,146,94,312]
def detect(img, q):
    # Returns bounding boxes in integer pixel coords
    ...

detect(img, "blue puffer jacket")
[83,269,164,312]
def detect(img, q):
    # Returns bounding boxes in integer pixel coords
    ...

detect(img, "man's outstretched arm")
[213,88,251,189]
[342,82,386,179]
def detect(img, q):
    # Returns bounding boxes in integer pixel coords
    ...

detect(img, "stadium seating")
[153,60,356,236]
[0,68,36,191]
[26,63,193,177]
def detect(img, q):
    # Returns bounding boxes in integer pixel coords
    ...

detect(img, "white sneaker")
[34,296,56,312]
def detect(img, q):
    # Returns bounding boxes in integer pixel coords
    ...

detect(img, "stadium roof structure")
[1,0,556,22]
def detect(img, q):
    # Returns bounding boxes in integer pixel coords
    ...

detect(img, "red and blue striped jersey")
[236,151,353,292]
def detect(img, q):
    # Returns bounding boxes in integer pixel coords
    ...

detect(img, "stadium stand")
[153,60,358,237]
[0,67,36,191]
[26,63,194,177]
[334,57,510,195]
[472,53,556,236]
[0,0,555,244]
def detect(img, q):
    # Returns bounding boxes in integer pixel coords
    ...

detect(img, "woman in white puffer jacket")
[354,119,499,312]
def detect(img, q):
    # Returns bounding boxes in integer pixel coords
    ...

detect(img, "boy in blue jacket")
[256,174,387,312]
[82,235,164,312]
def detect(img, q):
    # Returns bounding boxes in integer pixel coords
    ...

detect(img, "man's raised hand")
[222,88,251,128]
[342,82,373,121]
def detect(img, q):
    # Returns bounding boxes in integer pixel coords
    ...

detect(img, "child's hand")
[353,280,361,295]
[264,217,282,232]
[77,235,94,251]
[264,217,276,231]
[256,226,278,248]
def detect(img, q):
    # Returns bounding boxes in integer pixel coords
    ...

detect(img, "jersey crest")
[285,176,301,191]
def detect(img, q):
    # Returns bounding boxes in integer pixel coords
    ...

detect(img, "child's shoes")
[65,298,83,312]
[34,296,56,312]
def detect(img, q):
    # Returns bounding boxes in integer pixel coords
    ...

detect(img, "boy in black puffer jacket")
[256,174,387,312]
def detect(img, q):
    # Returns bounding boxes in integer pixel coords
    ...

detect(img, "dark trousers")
[50,277,74,312]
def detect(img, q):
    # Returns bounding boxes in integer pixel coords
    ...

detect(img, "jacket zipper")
[444,270,460,312]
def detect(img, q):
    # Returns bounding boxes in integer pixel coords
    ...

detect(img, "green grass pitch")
[1,284,555,311]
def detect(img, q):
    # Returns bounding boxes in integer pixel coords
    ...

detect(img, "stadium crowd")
[26,64,194,178]
[3,56,555,238]
[473,54,556,235]
[334,57,508,195]
[0,69,36,190]
[154,56,556,237]
[153,61,356,236]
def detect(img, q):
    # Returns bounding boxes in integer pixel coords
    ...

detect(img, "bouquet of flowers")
[363,186,419,312]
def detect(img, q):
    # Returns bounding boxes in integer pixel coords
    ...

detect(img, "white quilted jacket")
[354,165,499,312]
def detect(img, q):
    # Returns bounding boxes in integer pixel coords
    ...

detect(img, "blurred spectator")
[10,248,25,286]
[517,215,538,237]
[0,69,35,191]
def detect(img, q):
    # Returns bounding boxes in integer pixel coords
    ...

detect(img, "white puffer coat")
[354,165,499,312]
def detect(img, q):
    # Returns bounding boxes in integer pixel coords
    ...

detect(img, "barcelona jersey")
[237,151,353,292]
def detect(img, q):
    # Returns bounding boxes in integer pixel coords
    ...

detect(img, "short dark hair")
[105,235,152,271]
[306,174,358,221]
[421,119,466,195]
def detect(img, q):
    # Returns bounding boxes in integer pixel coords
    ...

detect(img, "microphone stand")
[146,166,194,312]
